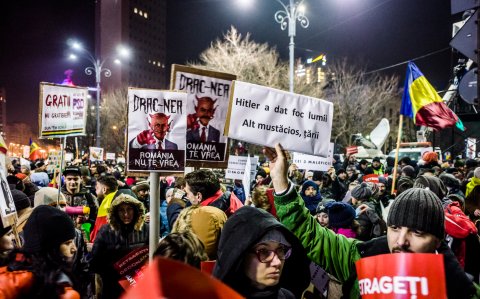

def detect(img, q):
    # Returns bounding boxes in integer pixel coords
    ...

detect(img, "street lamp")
[273,0,309,92]
[68,41,130,147]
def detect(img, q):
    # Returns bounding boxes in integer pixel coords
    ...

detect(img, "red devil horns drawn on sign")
[194,95,218,110]
[148,113,172,131]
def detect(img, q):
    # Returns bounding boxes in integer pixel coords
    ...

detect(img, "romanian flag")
[29,139,41,160]
[90,191,117,242]
[400,62,465,131]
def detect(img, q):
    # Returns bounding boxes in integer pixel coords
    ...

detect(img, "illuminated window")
[134,7,138,13]
[144,12,148,19]
[139,10,143,16]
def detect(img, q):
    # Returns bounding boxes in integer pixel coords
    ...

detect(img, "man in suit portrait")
[186,96,220,143]
[130,113,178,150]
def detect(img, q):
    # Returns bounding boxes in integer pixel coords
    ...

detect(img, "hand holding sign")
[263,143,290,193]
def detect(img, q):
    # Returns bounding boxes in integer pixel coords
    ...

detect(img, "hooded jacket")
[91,194,148,299]
[213,206,310,299]
[300,180,322,215]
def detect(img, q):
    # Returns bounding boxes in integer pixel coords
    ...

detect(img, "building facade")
[95,0,167,90]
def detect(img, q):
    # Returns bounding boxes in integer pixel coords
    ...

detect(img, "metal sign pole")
[149,172,160,260]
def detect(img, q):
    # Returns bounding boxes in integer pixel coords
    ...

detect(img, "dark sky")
[0,0,458,134]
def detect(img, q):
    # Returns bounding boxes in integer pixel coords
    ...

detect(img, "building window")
[134,7,138,13]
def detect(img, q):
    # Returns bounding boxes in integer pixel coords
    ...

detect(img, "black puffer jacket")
[90,194,148,299]
[213,206,310,299]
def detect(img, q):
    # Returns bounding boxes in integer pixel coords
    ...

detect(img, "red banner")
[362,174,379,183]
[355,253,446,299]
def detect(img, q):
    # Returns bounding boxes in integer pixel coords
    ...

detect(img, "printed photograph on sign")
[89,147,104,162]
[127,88,187,172]
[0,169,16,224]
[39,83,88,138]
[171,65,235,163]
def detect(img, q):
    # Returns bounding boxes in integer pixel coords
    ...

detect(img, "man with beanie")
[364,157,385,175]
[332,168,348,201]
[265,143,480,298]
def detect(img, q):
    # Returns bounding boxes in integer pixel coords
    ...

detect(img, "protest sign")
[106,152,116,160]
[225,155,258,180]
[355,253,446,299]
[226,81,333,157]
[114,246,149,290]
[127,88,187,172]
[362,174,379,183]
[242,155,253,200]
[292,142,334,171]
[89,147,104,162]
[171,65,236,166]
[466,138,476,159]
[47,150,65,173]
[0,169,16,227]
[39,82,88,138]
[65,152,74,162]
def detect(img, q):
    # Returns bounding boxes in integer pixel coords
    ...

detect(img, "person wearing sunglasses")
[213,206,310,299]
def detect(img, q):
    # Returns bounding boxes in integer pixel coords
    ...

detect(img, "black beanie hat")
[327,202,356,228]
[438,173,460,189]
[11,189,31,211]
[351,182,372,201]
[256,168,267,179]
[413,175,447,200]
[401,165,416,178]
[387,188,444,239]
[23,205,76,254]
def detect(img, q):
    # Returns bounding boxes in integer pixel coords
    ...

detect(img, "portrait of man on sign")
[186,96,220,143]
[130,113,178,150]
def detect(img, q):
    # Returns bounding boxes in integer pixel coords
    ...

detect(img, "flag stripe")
[415,102,457,130]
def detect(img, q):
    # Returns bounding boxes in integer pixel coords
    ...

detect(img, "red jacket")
[201,190,243,217]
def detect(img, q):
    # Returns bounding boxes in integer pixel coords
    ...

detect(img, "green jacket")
[274,184,480,298]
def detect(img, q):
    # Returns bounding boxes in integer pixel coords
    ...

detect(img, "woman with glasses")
[213,206,310,299]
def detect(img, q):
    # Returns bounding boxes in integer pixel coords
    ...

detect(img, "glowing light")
[69,54,77,60]
[237,0,254,8]
[72,41,82,50]
[117,46,131,58]
[114,59,121,65]
[298,4,306,13]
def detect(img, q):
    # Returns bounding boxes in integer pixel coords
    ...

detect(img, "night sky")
[0,0,457,135]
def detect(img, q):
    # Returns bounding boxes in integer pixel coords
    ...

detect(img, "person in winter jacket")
[325,202,359,238]
[299,180,322,215]
[184,169,243,217]
[90,194,149,299]
[213,206,310,299]
[331,169,348,201]
[350,183,386,241]
[0,205,80,299]
[265,143,480,299]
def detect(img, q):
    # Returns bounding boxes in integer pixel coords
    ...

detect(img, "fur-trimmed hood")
[108,193,146,231]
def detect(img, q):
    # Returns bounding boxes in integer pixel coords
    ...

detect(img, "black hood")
[213,206,310,298]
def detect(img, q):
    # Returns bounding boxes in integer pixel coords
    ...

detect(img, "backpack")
[444,201,477,239]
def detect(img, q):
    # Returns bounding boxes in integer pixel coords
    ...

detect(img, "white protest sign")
[127,88,187,172]
[106,153,116,160]
[227,81,333,157]
[89,147,104,162]
[466,138,476,159]
[292,142,334,171]
[39,83,88,138]
[65,153,74,162]
[225,155,259,180]
[47,150,64,173]
[242,155,252,200]
[171,65,236,164]
[0,169,16,227]
[23,146,30,159]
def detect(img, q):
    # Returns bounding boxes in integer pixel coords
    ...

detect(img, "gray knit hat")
[387,188,444,239]
[351,182,372,201]
[413,175,447,200]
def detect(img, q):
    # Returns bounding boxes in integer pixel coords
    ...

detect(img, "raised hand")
[263,143,290,193]
[136,130,156,145]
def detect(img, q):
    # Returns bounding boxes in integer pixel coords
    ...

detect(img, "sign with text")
[292,142,334,171]
[225,155,258,180]
[39,82,88,138]
[355,253,446,299]
[346,146,358,155]
[0,169,16,227]
[171,65,236,165]
[47,150,65,173]
[89,147,104,162]
[127,88,187,172]
[226,81,333,157]
[106,152,116,160]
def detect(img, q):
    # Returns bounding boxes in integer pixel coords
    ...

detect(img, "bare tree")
[100,87,128,154]
[193,27,400,151]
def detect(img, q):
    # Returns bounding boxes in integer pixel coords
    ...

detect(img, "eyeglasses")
[252,246,292,263]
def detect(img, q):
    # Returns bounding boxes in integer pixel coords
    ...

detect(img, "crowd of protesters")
[0,147,480,299]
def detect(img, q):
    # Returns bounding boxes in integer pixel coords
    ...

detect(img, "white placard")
[65,153,74,162]
[225,155,259,180]
[106,153,116,160]
[39,83,88,138]
[242,155,252,200]
[466,138,476,159]
[171,65,235,163]
[227,81,333,157]
[23,146,30,159]
[127,88,187,172]
[292,142,334,171]
[89,147,104,162]
[0,169,16,225]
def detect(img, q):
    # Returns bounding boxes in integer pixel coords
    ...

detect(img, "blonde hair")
[252,185,271,211]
